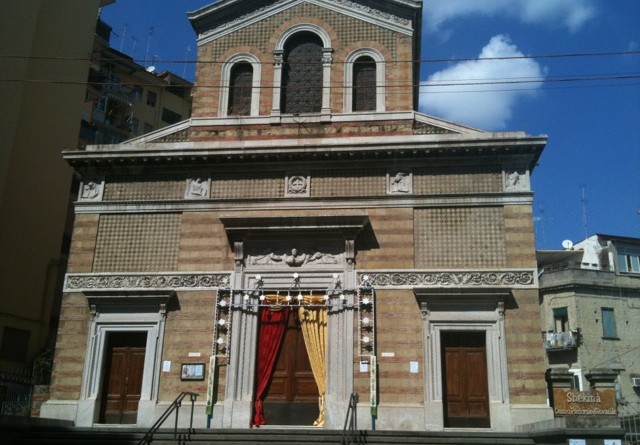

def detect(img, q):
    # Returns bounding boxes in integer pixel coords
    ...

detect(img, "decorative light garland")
[205,273,376,417]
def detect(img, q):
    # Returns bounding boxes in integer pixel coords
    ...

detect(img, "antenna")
[144,26,155,67]
[182,45,192,78]
[131,36,138,57]
[119,23,128,52]
[581,184,588,239]
[534,201,553,247]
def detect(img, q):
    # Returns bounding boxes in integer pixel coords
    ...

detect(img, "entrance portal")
[441,331,490,428]
[99,332,147,424]
[263,311,319,425]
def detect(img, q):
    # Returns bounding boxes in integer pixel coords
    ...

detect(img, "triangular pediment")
[413,113,488,136]
[189,0,421,44]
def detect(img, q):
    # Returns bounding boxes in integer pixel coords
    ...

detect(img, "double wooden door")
[263,311,319,425]
[441,331,490,428]
[99,332,147,424]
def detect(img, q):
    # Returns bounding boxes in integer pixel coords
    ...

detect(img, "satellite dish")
[562,240,573,250]
[146,65,156,73]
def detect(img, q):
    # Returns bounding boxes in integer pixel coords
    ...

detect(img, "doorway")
[99,332,147,424]
[262,311,319,425]
[441,331,490,428]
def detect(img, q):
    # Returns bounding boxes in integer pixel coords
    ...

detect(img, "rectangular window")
[106,72,122,91]
[553,307,569,332]
[132,86,143,101]
[0,327,31,362]
[601,308,617,339]
[618,244,640,274]
[130,117,139,134]
[146,90,157,107]
[143,122,153,134]
[161,108,182,125]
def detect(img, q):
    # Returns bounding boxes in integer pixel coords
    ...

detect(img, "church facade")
[42,0,553,432]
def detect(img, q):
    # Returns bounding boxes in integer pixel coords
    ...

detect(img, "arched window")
[352,56,376,112]
[281,32,323,114]
[219,54,261,117]
[227,62,253,116]
[344,48,385,113]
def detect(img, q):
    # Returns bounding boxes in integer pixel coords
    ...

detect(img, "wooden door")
[263,311,319,425]
[99,332,147,424]
[441,331,490,428]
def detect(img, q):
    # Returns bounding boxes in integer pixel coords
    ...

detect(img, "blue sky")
[100,0,640,249]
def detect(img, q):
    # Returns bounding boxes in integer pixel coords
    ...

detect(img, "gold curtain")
[298,306,327,426]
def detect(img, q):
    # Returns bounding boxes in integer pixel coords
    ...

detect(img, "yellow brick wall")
[66,214,99,273]
[49,293,89,400]
[178,212,234,271]
[356,208,414,269]
[370,290,423,404]
[159,291,216,401]
[504,205,537,268]
[505,289,548,404]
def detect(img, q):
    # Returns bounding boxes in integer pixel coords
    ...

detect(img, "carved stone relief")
[79,180,104,202]
[285,173,310,197]
[503,169,529,192]
[249,247,340,268]
[246,241,344,270]
[185,178,211,199]
[387,169,413,194]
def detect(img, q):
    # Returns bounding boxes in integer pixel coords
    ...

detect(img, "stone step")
[5,426,539,445]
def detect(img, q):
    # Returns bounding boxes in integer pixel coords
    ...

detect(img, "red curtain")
[250,307,289,427]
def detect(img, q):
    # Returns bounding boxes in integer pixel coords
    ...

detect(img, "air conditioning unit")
[633,377,640,388]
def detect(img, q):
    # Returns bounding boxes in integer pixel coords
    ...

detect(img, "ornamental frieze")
[357,270,536,288]
[64,273,232,292]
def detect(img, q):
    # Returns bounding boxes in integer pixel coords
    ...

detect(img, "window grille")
[281,32,323,114]
[228,62,253,116]
[353,56,376,111]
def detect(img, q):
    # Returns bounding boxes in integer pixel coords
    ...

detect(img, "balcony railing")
[544,331,579,351]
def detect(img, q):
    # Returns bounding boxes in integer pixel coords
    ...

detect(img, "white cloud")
[420,35,546,130]
[425,0,597,32]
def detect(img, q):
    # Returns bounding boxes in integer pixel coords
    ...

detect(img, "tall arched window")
[227,62,253,116]
[352,56,376,112]
[281,32,323,114]
[344,48,385,113]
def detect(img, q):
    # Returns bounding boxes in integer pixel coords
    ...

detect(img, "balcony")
[544,331,578,351]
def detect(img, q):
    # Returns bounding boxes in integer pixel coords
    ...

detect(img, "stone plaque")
[552,389,617,417]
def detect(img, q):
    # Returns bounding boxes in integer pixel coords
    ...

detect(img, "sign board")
[553,389,617,417]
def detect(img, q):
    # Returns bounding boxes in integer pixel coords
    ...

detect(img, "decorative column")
[321,48,333,119]
[324,238,356,429]
[270,50,283,122]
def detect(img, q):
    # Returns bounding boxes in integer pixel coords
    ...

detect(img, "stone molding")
[73,194,535,214]
[64,273,232,292]
[194,0,414,46]
[357,270,537,288]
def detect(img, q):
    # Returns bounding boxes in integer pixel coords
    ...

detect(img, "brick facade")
[45,0,551,432]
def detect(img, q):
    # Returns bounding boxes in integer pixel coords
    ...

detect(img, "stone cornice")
[357,270,538,289]
[64,270,537,293]
[72,194,534,214]
[64,273,232,293]
[190,0,417,46]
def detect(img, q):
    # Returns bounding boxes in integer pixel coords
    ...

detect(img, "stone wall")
[159,291,216,402]
[48,293,90,401]
[505,289,548,405]
[192,2,412,118]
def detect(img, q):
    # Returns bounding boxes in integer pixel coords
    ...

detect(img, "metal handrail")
[341,392,358,445]
[138,392,198,445]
